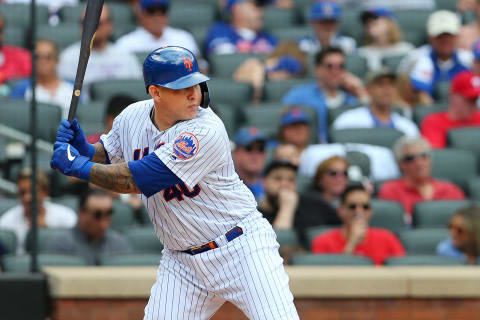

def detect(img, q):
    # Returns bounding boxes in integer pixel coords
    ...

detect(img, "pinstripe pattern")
[101,100,298,319]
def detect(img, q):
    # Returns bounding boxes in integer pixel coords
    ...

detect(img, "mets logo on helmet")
[173,132,199,160]
[184,56,193,71]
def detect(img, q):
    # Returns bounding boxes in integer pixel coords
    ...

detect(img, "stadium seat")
[263,79,312,102]
[111,200,136,233]
[76,100,108,136]
[0,198,18,216]
[2,254,87,273]
[263,7,297,30]
[134,51,151,66]
[0,100,62,142]
[382,55,405,72]
[274,229,300,247]
[369,200,405,236]
[90,79,150,102]
[296,174,312,194]
[0,229,17,255]
[290,253,373,266]
[345,55,368,79]
[37,23,80,50]
[395,9,432,47]
[51,196,79,212]
[109,3,136,24]
[190,26,210,55]
[435,0,457,11]
[211,103,243,138]
[385,255,462,266]
[0,4,49,27]
[60,4,83,23]
[447,128,480,165]
[4,26,25,47]
[271,26,311,43]
[468,177,480,201]
[125,227,164,254]
[209,53,267,78]
[169,3,215,30]
[338,9,363,44]
[345,150,371,178]
[327,105,360,125]
[413,200,472,228]
[208,78,253,106]
[243,103,317,142]
[25,228,68,253]
[329,128,404,148]
[399,228,450,255]
[100,253,162,266]
[304,226,336,250]
[412,104,447,127]
[434,81,450,104]
[111,23,136,42]
[431,149,477,191]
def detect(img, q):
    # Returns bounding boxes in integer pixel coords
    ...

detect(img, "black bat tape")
[67,0,105,122]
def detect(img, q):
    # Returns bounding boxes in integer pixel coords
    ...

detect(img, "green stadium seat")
[190,26,210,55]
[209,53,267,78]
[0,198,18,216]
[212,103,243,138]
[263,7,297,30]
[169,3,215,30]
[296,174,312,194]
[399,228,450,255]
[134,51,151,66]
[304,226,336,250]
[385,255,462,266]
[395,9,432,47]
[327,105,360,125]
[90,79,150,102]
[338,9,363,44]
[109,3,135,24]
[290,253,373,266]
[274,229,300,247]
[111,200,136,233]
[25,228,68,253]
[0,4,49,28]
[434,81,450,104]
[125,227,163,254]
[76,101,108,136]
[0,101,62,142]
[413,200,472,228]
[100,253,162,266]
[263,79,311,102]
[51,196,79,212]
[208,78,253,106]
[111,23,136,42]
[447,128,480,164]
[243,103,317,142]
[370,200,405,236]
[37,23,80,50]
[412,104,447,127]
[468,177,480,201]
[345,55,368,79]
[431,149,477,191]
[271,26,311,43]
[60,4,83,23]
[345,150,371,178]
[4,26,25,47]
[2,254,87,272]
[329,128,404,148]
[435,0,457,11]
[0,229,17,254]
[382,55,405,72]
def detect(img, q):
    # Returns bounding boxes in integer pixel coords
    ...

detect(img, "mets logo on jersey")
[173,132,199,160]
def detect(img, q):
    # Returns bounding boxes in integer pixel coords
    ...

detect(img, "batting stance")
[51,46,299,319]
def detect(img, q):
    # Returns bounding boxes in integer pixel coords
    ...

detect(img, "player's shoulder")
[174,107,227,138]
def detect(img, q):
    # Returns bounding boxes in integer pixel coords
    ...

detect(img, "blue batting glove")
[50,142,93,180]
[55,119,95,159]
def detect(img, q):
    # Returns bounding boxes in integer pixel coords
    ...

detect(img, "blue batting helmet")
[143,46,210,107]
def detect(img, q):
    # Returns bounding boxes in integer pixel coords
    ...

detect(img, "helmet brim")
[161,72,210,90]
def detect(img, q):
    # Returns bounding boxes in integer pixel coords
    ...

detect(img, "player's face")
[263,167,297,196]
[339,190,372,225]
[80,195,113,241]
[281,123,310,150]
[154,84,202,123]
[318,159,348,198]
[17,179,48,214]
[399,144,431,181]
[316,53,345,89]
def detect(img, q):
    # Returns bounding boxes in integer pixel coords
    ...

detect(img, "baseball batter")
[51,46,299,319]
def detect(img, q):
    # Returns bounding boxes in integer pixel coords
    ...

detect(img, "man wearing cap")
[421,70,480,148]
[205,0,277,55]
[298,1,356,55]
[278,107,312,153]
[232,127,267,200]
[409,10,473,102]
[333,68,419,137]
[115,0,200,55]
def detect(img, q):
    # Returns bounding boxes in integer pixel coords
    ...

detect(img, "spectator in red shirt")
[311,184,405,265]
[379,136,465,224]
[421,70,480,148]
[0,13,31,84]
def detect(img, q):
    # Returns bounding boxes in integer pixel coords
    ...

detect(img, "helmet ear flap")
[200,82,210,108]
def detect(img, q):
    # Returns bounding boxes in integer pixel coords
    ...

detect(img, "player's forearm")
[89,162,140,194]
[91,142,108,164]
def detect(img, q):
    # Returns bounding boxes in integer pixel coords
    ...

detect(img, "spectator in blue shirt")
[282,47,369,142]
[205,0,277,55]
[437,206,480,265]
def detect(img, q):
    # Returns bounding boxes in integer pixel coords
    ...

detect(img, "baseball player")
[51,46,299,320]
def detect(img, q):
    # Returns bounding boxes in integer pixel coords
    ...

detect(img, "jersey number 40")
[163,183,201,202]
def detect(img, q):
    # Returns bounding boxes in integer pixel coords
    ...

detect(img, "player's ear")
[148,85,160,100]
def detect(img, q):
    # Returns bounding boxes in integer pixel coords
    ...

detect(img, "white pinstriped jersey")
[100,99,258,250]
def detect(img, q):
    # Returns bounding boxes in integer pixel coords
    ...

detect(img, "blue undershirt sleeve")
[128,152,183,198]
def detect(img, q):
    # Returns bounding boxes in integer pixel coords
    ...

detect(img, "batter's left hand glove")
[50,142,93,180]
[56,119,95,159]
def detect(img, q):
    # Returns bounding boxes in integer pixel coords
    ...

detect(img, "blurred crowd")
[2,0,480,269]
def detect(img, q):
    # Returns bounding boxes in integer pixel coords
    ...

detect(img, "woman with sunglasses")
[437,206,480,265]
[311,155,350,207]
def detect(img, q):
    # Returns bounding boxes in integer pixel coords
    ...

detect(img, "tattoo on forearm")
[91,142,107,164]
[89,162,140,194]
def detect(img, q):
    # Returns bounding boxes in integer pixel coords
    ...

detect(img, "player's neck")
[151,105,177,131]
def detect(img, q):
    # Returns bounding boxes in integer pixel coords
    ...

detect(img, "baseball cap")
[234,127,266,147]
[266,56,302,75]
[281,107,310,127]
[263,159,298,177]
[427,10,460,37]
[310,1,341,21]
[365,67,396,85]
[360,7,395,24]
[451,71,480,100]
[472,39,480,60]
[140,0,169,10]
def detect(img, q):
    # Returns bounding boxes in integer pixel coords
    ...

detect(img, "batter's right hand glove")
[56,119,95,159]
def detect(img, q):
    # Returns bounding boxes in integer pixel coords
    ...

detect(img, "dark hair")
[315,47,345,66]
[340,183,367,204]
[263,159,298,177]
[79,188,112,211]
[105,94,136,120]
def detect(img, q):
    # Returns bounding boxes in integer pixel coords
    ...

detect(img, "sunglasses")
[401,152,431,163]
[244,143,265,153]
[448,223,468,235]
[90,209,113,220]
[346,203,371,210]
[327,170,348,178]
[324,63,345,70]
[145,5,168,15]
